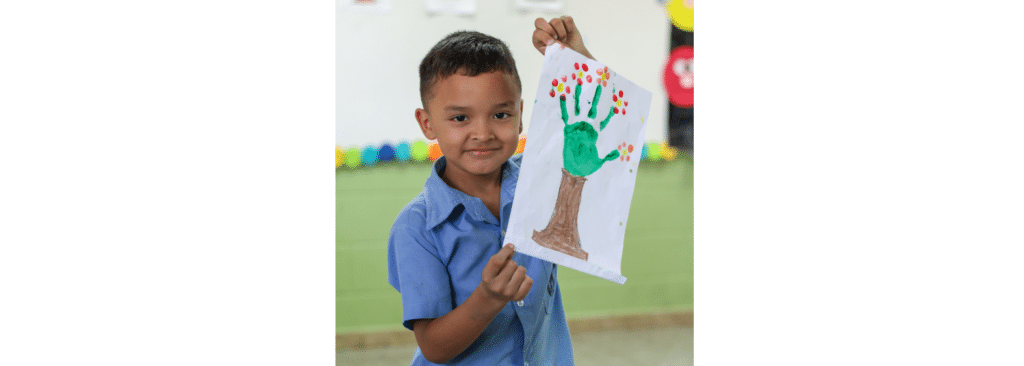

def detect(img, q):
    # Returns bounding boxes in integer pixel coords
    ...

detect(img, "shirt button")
[516,300,524,306]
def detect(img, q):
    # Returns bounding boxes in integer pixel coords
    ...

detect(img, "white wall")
[336,0,670,148]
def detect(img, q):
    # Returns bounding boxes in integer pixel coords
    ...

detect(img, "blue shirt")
[387,155,575,366]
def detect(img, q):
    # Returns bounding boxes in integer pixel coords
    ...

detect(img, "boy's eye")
[451,115,468,122]
[494,112,511,119]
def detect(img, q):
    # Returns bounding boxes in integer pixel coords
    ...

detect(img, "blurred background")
[336,0,694,364]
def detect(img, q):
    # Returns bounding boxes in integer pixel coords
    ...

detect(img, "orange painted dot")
[516,137,526,154]
[628,144,634,153]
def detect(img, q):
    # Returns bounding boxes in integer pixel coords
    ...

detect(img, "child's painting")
[505,45,652,284]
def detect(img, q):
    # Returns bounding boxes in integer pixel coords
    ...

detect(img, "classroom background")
[336,0,694,364]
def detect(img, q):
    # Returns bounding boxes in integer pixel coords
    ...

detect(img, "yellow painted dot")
[557,83,563,92]
[578,71,583,79]
[616,100,622,107]
[336,147,344,168]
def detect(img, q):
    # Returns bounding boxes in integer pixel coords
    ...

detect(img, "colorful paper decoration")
[378,144,396,163]
[646,143,663,161]
[345,148,362,168]
[516,137,527,155]
[361,145,379,166]
[396,141,412,162]
[660,143,678,161]
[427,142,443,161]
[663,45,694,107]
[336,147,345,168]
[411,141,428,162]
[665,0,694,31]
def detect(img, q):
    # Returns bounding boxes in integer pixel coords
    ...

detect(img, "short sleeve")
[387,206,454,331]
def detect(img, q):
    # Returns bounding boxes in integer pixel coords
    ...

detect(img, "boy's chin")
[458,152,511,174]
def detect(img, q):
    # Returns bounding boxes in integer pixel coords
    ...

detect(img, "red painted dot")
[571,73,576,80]
[561,75,567,82]
[549,90,556,97]
[582,64,589,72]
[627,155,631,162]
[552,79,558,87]
[624,101,628,107]
[622,108,626,115]
[574,63,579,70]
[612,95,618,102]
[565,86,570,94]
[614,107,619,114]
[602,81,607,87]
[559,94,566,101]
[586,75,592,83]
[618,90,623,98]
[620,156,624,161]
[577,78,582,85]
[628,144,634,153]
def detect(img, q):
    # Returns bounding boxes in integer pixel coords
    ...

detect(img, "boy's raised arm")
[532,16,595,60]
[411,244,533,364]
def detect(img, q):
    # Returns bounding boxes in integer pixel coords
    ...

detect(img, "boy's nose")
[470,120,494,140]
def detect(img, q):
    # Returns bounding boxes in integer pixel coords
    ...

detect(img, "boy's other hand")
[532,16,594,60]
[481,244,533,303]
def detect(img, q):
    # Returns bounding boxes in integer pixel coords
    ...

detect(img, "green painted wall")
[337,158,693,334]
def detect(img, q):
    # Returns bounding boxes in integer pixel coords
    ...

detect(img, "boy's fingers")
[561,16,578,39]
[506,266,527,296]
[494,243,514,262]
[514,276,533,301]
[534,17,556,37]
[483,245,514,279]
[532,29,556,54]
[549,17,568,41]
[494,258,518,286]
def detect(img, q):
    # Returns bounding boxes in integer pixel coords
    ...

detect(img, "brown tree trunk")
[532,168,589,261]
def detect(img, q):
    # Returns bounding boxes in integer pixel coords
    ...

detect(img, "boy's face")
[416,71,523,182]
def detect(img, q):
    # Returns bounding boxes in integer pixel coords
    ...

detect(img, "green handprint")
[559,83,620,177]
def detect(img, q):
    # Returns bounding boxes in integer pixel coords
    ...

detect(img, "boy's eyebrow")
[443,101,517,112]
[492,101,516,109]
[443,105,472,112]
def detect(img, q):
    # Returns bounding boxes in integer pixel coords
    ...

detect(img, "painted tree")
[533,62,631,261]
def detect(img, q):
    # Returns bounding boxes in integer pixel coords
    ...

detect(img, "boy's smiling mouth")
[466,148,498,156]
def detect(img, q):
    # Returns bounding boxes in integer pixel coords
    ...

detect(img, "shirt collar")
[422,155,521,229]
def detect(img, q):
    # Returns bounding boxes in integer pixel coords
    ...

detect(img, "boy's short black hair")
[419,31,522,108]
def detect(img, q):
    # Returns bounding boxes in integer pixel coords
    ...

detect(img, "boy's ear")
[415,108,437,140]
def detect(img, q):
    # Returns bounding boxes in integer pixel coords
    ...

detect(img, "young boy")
[387,17,595,365]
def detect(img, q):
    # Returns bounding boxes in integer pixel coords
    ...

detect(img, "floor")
[336,326,693,366]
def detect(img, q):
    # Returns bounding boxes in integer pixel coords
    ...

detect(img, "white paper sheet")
[505,45,652,284]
